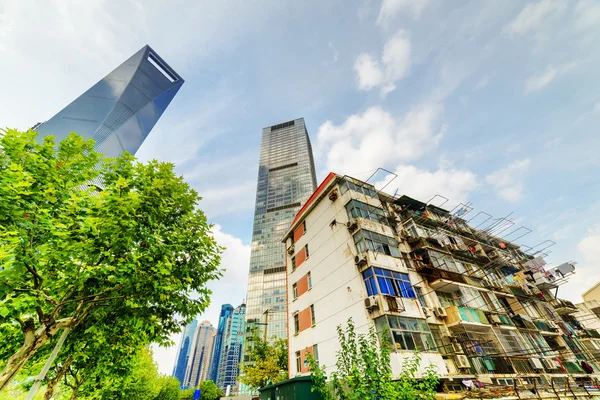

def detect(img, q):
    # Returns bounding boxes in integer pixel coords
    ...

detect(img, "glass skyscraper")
[183,320,215,388]
[215,303,246,394]
[35,45,183,157]
[210,304,234,382]
[244,118,317,339]
[172,319,198,386]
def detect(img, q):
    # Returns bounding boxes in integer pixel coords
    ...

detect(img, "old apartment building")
[283,172,596,393]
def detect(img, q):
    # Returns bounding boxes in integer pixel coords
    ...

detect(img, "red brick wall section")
[293,222,305,243]
[298,307,312,332]
[296,275,309,297]
[296,246,307,268]
[300,346,314,373]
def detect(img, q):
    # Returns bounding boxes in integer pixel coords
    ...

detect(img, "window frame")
[295,351,301,373]
[307,271,312,289]
[293,313,299,335]
[361,267,416,299]
[292,283,298,300]
[310,304,316,326]
[353,229,401,258]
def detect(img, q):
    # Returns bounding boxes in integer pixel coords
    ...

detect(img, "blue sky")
[2,0,600,373]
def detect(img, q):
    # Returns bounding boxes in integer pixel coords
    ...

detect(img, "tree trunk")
[0,318,72,392]
[44,356,73,400]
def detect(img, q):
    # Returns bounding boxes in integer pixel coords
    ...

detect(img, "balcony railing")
[416,264,486,289]
[470,356,515,374]
[552,298,578,314]
[445,305,490,326]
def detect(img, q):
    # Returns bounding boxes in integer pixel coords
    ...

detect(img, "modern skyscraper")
[244,118,317,341]
[210,304,234,382]
[183,320,215,388]
[172,319,198,385]
[215,303,246,394]
[35,45,183,157]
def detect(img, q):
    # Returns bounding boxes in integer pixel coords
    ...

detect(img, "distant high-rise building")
[215,303,246,394]
[244,118,317,340]
[183,320,215,388]
[172,319,198,385]
[210,304,234,382]
[35,45,183,157]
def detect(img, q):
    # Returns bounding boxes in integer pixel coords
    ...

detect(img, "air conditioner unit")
[347,219,359,232]
[422,307,432,317]
[541,359,555,370]
[434,306,447,318]
[328,189,339,201]
[364,296,379,310]
[488,314,502,325]
[355,255,368,267]
[529,358,544,370]
[455,355,470,369]
[287,244,295,255]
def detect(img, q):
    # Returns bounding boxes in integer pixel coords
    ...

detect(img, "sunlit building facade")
[35,45,183,157]
[183,320,215,388]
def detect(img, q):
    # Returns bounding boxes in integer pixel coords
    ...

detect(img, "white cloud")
[316,104,445,175]
[579,235,600,265]
[354,30,411,95]
[486,159,530,202]
[504,0,567,35]
[574,0,600,31]
[377,0,432,25]
[594,103,600,113]
[153,225,251,374]
[524,62,576,93]
[199,181,256,218]
[376,165,478,206]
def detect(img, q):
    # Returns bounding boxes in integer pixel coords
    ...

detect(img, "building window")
[294,313,299,334]
[291,256,296,270]
[414,287,427,308]
[307,271,312,289]
[313,344,319,365]
[295,351,301,373]
[353,229,400,257]
[310,305,316,326]
[345,199,386,224]
[339,178,377,198]
[293,283,298,300]
[305,244,309,258]
[361,267,415,298]
[303,220,307,234]
[375,316,435,351]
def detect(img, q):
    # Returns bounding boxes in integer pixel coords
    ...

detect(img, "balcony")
[534,319,559,333]
[552,298,578,315]
[563,360,585,374]
[416,264,485,292]
[445,305,490,327]
[529,270,559,290]
[470,356,515,374]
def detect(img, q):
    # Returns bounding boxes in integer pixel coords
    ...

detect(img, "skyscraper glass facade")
[172,319,198,385]
[35,45,183,157]
[216,303,246,394]
[210,304,234,382]
[183,320,215,388]
[245,118,317,339]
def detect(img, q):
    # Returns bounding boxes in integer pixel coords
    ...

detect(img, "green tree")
[307,318,439,400]
[0,129,223,391]
[238,332,288,390]
[153,376,181,400]
[198,380,223,400]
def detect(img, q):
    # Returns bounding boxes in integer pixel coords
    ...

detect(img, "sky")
[1,0,600,375]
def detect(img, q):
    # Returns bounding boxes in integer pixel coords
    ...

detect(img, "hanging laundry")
[499,242,507,249]
[581,361,594,374]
